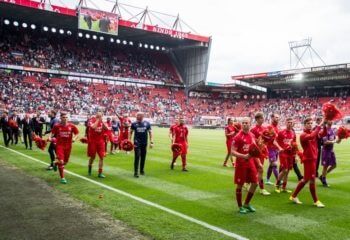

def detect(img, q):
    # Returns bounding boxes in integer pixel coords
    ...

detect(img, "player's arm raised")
[90,118,101,129]
[303,119,325,141]
[101,121,109,130]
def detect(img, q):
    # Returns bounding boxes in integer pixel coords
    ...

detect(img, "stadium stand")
[1,70,349,125]
[0,32,181,84]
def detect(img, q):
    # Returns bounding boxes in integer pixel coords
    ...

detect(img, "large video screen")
[78,7,119,35]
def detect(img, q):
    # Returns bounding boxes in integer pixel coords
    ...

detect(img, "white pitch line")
[0,145,248,240]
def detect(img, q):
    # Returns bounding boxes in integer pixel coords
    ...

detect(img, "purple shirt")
[322,127,336,151]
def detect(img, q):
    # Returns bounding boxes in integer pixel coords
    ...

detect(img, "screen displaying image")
[78,7,119,35]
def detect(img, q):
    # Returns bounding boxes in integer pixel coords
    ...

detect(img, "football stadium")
[0,1,350,240]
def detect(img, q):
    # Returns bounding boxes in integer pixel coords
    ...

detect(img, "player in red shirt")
[275,117,296,193]
[232,117,258,214]
[117,112,132,153]
[250,112,270,196]
[290,117,326,208]
[169,119,179,141]
[87,112,108,178]
[223,118,238,167]
[50,112,79,184]
[169,119,179,165]
[104,117,114,154]
[171,117,189,171]
[265,113,281,185]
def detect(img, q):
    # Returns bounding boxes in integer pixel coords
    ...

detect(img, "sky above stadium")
[57,0,350,83]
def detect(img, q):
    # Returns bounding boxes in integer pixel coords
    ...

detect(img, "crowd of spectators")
[0,32,180,84]
[0,71,185,123]
[1,70,349,126]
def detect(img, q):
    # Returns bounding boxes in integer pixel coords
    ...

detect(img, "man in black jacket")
[10,111,21,145]
[21,113,34,150]
[0,111,11,147]
[32,112,45,138]
[44,110,59,170]
[99,14,110,33]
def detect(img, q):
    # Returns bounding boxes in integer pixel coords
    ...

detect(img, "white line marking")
[0,145,248,240]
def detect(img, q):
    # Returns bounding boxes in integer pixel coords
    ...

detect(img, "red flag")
[337,126,350,140]
[171,143,182,154]
[248,143,261,158]
[322,102,343,121]
[121,139,134,151]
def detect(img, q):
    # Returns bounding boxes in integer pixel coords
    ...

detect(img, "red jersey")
[277,129,296,155]
[300,126,324,162]
[174,125,188,143]
[88,118,106,142]
[120,126,129,137]
[225,125,237,142]
[51,123,79,145]
[250,124,265,139]
[232,131,255,167]
[170,124,178,137]
[119,116,131,136]
[105,121,112,134]
[119,117,131,127]
[266,123,279,150]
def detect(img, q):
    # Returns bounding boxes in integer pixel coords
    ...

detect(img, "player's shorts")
[303,159,316,181]
[268,149,279,162]
[55,144,72,164]
[88,140,105,159]
[279,153,295,170]
[234,159,258,185]
[322,149,336,167]
[226,140,233,154]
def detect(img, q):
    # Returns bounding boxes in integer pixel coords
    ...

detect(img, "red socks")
[98,168,103,174]
[236,188,242,207]
[310,183,318,202]
[58,165,64,178]
[259,179,264,189]
[282,180,287,189]
[292,180,307,198]
[181,155,187,168]
[244,191,254,205]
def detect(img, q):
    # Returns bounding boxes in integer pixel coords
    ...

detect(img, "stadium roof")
[188,80,267,94]
[0,0,210,48]
[231,63,350,90]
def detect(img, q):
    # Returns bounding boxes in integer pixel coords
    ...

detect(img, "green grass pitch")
[0,126,350,240]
